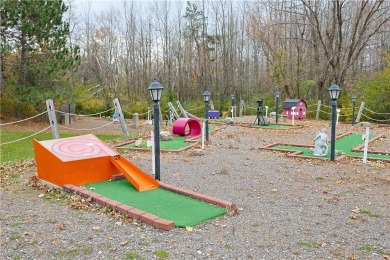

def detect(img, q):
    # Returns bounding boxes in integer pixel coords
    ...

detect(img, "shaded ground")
[1,116,389,259]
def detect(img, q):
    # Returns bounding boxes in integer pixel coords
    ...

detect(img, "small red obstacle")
[172,118,202,137]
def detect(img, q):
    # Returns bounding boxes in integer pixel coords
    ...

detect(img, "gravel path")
[1,117,389,259]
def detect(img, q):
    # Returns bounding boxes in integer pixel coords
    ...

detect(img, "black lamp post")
[351,96,357,126]
[148,79,163,180]
[202,90,211,141]
[275,90,280,124]
[256,99,263,125]
[328,84,341,161]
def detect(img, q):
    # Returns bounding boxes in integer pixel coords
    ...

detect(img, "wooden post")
[132,113,139,129]
[168,102,180,119]
[46,99,60,139]
[239,100,244,117]
[356,102,365,123]
[315,100,321,120]
[113,98,129,138]
[176,101,188,118]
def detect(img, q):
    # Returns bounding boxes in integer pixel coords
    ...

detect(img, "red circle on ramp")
[51,139,103,158]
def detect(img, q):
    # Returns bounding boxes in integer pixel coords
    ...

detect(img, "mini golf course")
[84,179,228,228]
[34,134,236,230]
[116,125,217,152]
[116,135,197,152]
[262,133,390,162]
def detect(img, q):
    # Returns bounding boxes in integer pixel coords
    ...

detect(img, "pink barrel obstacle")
[172,118,202,137]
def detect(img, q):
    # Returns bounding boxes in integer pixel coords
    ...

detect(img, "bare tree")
[302,0,390,97]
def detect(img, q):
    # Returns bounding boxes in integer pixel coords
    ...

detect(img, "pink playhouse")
[282,99,307,120]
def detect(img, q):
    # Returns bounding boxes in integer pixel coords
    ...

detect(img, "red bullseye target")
[52,139,104,158]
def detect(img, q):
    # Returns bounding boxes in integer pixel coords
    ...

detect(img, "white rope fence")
[0,126,52,146]
[122,108,149,116]
[361,113,390,122]
[239,101,389,125]
[0,111,47,126]
[243,104,258,110]
[54,107,115,117]
[319,109,331,115]
[364,107,390,115]
[0,99,132,146]
[58,121,115,131]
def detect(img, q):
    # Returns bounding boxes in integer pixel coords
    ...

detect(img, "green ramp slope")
[85,179,227,227]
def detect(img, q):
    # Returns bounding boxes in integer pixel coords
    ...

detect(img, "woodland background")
[1,0,389,120]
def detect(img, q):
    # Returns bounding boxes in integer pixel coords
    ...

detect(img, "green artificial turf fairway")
[85,179,227,227]
[273,134,390,160]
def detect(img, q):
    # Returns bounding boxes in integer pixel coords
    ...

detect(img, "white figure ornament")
[313,129,328,156]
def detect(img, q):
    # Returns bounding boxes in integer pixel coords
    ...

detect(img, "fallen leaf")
[92,226,101,231]
[57,223,65,230]
[115,221,122,226]
[349,214,357,219]
[351,208,360,213]
[186,226,193,232]
[119,241,128,246]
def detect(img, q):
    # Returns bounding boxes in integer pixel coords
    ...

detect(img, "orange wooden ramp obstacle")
[33,134,159,192]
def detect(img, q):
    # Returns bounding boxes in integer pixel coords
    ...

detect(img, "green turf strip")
[85,179,227,227]
[119,136,193,150]
[251,124,297,129]
[274,134,390,160]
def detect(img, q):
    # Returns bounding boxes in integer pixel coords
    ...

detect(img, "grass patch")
[153,249,169,260]
[0,130,122,164]
[359,209,381,218]
[360,244,383,254]
[9,232,21,241]
[47,219,58,224]
[225,243,234,250]
[55,244,93,258]
[124,251,144,260]
[297,241,321,248]
[137,240,150,247]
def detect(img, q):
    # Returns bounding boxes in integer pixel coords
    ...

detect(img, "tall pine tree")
[0,0,79,101]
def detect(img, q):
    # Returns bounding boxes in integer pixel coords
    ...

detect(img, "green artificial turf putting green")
[273,134,390,160]
[251,124,298,129]
[118,135,194,150]
[85,179,227,227]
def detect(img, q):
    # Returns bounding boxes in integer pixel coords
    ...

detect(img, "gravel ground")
[1,117,389,259]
